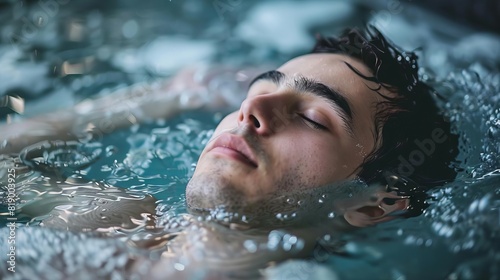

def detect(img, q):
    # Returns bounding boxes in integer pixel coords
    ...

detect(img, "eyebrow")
[249,70,355,136]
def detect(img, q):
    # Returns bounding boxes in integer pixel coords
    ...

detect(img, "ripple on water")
[0,10,499,277]
[19,140,102,177]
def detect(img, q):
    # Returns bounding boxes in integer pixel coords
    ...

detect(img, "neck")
[166,214,356,273]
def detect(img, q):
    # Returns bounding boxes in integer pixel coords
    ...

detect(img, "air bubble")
[478,194,491,211]
[105,145,118,157]
[243,240,257,253]
[174,263,185,271]
[283,243,292,251]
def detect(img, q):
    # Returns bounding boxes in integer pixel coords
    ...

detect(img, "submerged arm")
[0,66,263,155]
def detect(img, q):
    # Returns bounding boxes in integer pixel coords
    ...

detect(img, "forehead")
[277,53,373,94]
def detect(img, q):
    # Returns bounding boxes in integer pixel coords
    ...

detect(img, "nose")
[237,93,292,135]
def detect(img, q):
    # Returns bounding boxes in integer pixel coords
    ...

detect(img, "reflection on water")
[0,154,156,233]
[0,0,500,279]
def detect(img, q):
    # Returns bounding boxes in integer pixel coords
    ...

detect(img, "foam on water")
[236,1,354,53]
[0,0,499,279]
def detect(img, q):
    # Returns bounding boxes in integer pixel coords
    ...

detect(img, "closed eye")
[298,114,328,131]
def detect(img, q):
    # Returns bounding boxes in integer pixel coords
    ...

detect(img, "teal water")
[0,0,499,279]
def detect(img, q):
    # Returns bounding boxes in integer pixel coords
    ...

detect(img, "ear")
[344,191,409,228]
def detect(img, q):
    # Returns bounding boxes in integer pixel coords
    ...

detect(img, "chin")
[186,173,299,228]
[186,172,247,211]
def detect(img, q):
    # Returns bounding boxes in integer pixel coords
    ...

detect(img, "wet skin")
[186,53,391,212]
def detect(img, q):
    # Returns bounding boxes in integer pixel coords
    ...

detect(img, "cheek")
[278,134,336,174]
[305,145,336,173]
[289,135,351,183]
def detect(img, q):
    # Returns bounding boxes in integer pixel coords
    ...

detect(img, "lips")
[208,133,258,168]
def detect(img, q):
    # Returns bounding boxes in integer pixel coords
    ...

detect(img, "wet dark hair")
[311,26,459,217]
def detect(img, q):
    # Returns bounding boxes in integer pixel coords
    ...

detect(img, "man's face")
[186,53,386,214]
